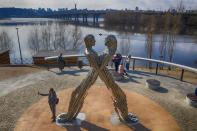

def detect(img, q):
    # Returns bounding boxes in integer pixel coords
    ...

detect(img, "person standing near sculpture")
[119,63,128,76]
[125,55,131,71]
[58,53,65,72]
[38,88,58,122]
[113,53,122,72]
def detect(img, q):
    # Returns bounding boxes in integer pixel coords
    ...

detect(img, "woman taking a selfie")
[38,88,58,122]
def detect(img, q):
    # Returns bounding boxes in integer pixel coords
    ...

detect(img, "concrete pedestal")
[146,79,160,90]
[186,93,197,108]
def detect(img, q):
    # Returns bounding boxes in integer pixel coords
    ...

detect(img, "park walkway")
[0,66,196,131]
[0,70,56,97]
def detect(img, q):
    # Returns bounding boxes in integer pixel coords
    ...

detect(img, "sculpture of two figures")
[56,34,138,126]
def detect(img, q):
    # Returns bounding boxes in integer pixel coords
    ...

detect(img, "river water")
[0,18,197,68]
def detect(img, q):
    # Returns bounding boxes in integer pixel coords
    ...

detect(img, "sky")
[0,0,196,10]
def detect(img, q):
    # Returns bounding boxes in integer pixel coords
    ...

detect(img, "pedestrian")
[38,88,58,122]
[125,55,131,71]
[118,53,122,65]
[113,53,121,72]
[58,53,65,72]
[118,63,128,77]
[195,88,197,96]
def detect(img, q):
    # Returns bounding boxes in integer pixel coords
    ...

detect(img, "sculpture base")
[15,86,179,131]
[56,113,86,126]
[146,79,160,90]
[110,112,139,126]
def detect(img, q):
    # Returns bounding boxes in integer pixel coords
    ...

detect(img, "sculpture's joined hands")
[58,34,138,125]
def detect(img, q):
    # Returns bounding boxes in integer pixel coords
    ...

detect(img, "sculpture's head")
[105,35,117,52]
[84,34,95,48]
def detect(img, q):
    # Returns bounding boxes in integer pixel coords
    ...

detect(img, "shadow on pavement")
[49,69,89,76]
[64,121,150,131]
[128,123,151,131]
[64,121,110,131]
[153,86,168,93]
[117,74,142,84]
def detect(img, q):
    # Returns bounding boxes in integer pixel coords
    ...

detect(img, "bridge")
[47,10,115,24]
[47,9,197,26]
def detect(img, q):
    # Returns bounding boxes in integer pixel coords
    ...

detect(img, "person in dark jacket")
[58,53,65,72]
[38,88,57,122]
[112,53,122,72]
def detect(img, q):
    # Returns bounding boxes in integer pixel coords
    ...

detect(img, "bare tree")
[159,11,171,69]
[28,27,41,54]
[53,23,71,50]
[177,0,185,13]
[59,24,70,50]
[120,35,132,56]
[41,25,52,50]
[145,16,155,68]
[53,24,60,50]
[71,25,83,50]
[0,31,13,51]
[167,2,184,70]
[168,19,178,64]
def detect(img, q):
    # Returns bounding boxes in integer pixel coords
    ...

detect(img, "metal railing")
[45,55,197,81]
[131,56,197,81]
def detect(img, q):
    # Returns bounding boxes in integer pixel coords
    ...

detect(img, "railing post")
[133,59,136,71]
[180,69,184,81]
[156,63,159,75]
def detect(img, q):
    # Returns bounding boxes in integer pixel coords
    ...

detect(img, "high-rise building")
[75,4,77,10]
[135,6,139,11]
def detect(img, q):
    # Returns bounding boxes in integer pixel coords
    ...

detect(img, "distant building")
[170,9,177,13]
[135,6,139,12]
[47,8,52,13]
[75,4,77,10]
[58,8,68,12]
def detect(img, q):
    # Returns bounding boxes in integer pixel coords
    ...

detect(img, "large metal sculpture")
[57,35,138,125]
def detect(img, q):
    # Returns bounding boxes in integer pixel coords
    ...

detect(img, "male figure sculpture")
[59,35,137,124]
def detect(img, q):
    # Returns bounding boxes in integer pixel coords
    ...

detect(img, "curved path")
[0,70,56,97]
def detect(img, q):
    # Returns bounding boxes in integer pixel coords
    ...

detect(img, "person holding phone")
[38,88,58,122]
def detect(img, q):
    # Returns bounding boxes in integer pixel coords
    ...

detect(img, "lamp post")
[16,27,23,64]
